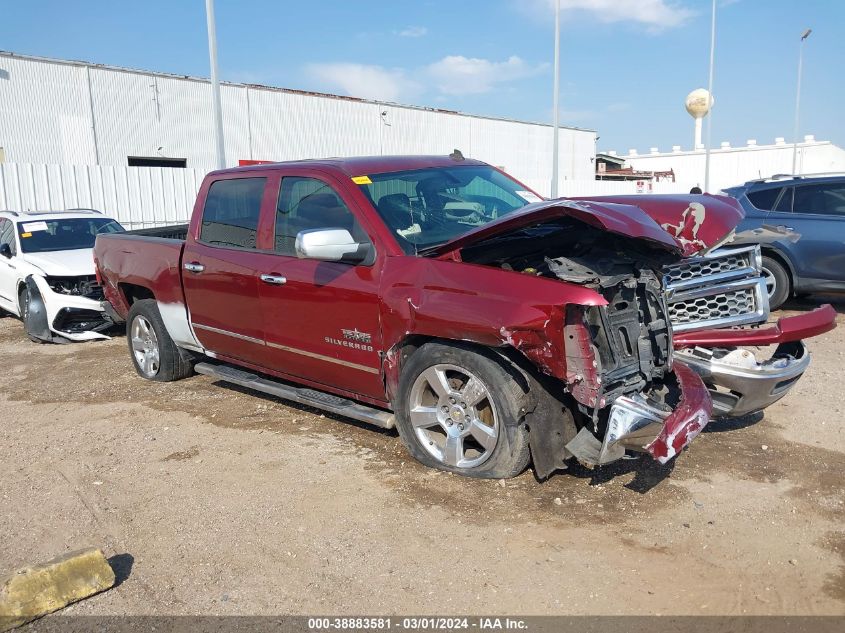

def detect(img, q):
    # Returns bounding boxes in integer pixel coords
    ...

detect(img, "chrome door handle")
[260,274,287,285]
[184,262,205,273]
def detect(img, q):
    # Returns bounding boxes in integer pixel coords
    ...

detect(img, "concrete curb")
[0,548,116,631]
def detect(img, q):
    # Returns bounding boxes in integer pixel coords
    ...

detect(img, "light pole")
[703,0,716,193]
[792,28,812,175]
[206,0,226,170]
[550,0,560,199]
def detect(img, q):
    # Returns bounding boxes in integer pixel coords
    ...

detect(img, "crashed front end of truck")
[437,195,835,477]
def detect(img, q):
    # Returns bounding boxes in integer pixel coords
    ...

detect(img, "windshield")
[17,217,124,253]
[356,165,542,254]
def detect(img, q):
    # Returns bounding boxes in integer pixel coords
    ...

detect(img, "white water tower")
[685,88,713,150]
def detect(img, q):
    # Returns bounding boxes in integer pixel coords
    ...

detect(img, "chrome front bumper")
[566,363,712,466]
[674,342,810,417]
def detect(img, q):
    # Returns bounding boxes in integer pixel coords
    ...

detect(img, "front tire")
[394,342,530,479]
[19,284,48,343]
[761,255,790,310]
[127,299,193,381]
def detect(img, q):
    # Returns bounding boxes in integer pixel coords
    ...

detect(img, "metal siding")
[0,56,95,164]
[249,90,382,161]
[0,54,598,188]
[380,106,472,156]
[0,163,206,229]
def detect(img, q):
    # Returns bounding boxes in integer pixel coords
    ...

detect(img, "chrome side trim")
[191,322,380,375]
[266,340,380,375]
[192,322,264,346]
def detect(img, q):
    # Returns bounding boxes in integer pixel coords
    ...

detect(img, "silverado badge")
[342,328,372,344]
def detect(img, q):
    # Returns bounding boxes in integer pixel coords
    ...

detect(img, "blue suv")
[723,174,845,309]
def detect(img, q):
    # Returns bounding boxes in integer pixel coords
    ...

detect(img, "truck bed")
[126,224,189,240]
[94,232,188,320]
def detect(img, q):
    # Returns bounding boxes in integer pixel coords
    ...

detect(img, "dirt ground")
[1,296,844,616]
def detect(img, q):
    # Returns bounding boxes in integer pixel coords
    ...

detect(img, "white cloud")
[425,55,548,95]
[305,63,421,102]
[524,0,695,30]
[307,55,547,101]
[397,26,428,37]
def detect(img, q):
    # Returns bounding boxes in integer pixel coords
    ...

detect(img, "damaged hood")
[428,198,683,259]
[574,194,745,256]
[22,248,95,276]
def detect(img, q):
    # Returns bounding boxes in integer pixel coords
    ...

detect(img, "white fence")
[523,178,694,198]
[0,163,694,230]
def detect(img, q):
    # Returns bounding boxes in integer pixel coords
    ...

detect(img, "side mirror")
[295,228,371,264]
[0,243,12,259]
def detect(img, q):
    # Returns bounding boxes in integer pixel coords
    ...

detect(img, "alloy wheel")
[408,364,500,469]
[131,315,160,377]
[762,266,777,300]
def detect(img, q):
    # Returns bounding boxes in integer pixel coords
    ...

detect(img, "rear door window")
[200,177,267,249]
[747,187,782,211]
[793,183,845,216]
[774,187,794,213]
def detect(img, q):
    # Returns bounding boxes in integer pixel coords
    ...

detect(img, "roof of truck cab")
[210,155,491,178]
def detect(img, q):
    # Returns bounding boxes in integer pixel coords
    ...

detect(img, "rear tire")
[761,255,790,310]
[127,299,193,382]
[394,342,531,479]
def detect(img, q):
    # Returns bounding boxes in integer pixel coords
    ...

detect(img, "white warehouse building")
[610,136,845,193]
[0,51,597,189]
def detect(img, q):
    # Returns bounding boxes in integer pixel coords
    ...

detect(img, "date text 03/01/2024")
[307,616,529,630]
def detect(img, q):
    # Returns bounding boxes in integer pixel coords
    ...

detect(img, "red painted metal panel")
[646,362,713,464]
[673,304,837,348]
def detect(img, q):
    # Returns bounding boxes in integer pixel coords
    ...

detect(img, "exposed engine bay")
[44,275,104,299]
[461,217,676,407]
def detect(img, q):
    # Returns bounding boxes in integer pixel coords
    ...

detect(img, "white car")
[0,209,125,342]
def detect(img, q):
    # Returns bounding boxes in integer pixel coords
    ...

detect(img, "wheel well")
[761,248,795,288]
[386,335,536,400]
[119,283,155,306]
[17,280,31,311]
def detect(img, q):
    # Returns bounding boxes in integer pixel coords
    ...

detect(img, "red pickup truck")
[94,155,836,479]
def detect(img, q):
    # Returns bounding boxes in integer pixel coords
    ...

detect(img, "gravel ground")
[1,296,844,616]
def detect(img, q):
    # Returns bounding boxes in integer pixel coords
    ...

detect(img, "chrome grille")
[669,286,757,325]
[664,245,769,333]
[664,249,754,286]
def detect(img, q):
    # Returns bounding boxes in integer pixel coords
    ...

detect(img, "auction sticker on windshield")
[21,221,49,232]
[515,190,542,203]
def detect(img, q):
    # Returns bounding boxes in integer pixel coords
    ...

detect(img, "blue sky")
[2,0,843,152]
